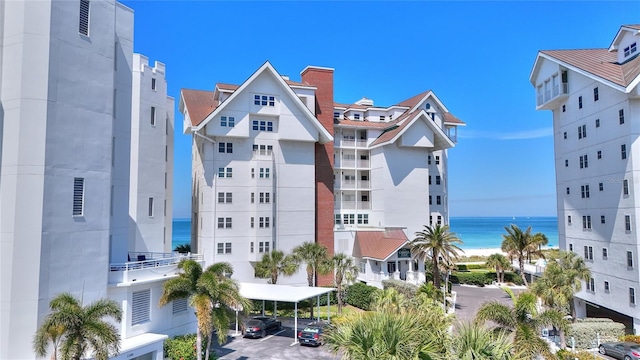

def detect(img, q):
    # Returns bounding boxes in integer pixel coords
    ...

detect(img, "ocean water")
[170,216,559,251]
[449,216,559,250]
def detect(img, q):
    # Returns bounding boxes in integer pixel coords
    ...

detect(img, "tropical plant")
[371,288,408,314]
[292,241,330,318]
[174,243,191,253]
[254,250,298,285]
[33,293,122,360]
[530,250,591,348]
[475,287,567,359]
[485,253,512,283]
[409,224,463,288]
[451,321,516,360]
[331,253,359,314]
[159,260,250,360]
[500,224,544,286]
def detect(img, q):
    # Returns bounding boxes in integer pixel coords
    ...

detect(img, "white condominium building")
[181,61,464,288]
[0,1,189,359]
[530,24,640,332]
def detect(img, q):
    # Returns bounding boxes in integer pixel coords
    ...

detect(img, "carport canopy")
[238,282,335,344]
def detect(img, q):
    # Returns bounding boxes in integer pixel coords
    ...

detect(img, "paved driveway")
[453,284,521,324]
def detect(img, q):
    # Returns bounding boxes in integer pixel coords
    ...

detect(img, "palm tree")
[530,250,591,348]
[174,243,191,253]
[292,241,330,318]
[160,260,250,360]
[371,288,409,314]
[485,253,512,283]
[451,321,516,360]
[501,224,544,286]
[254,250,298,285]
[410,224,463,288]
[33,292,122,360]
[331,253,359,314]
[475,288,566,360]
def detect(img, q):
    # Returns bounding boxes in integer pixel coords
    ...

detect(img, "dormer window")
[254,94,275,107]
[334,112,340,121]
[354,113,361,120]
[425,103,431,110]
[624,42,637,57]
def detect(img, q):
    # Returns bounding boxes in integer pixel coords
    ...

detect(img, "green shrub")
[382,279,418,297]
[557,349,597,360]
[345,282,379,310]
[620,334,640,344]
[503,272,524,285]
[164,334,217,360]
[456,263,486,271]
[567,318,625,349]
[450,272,492,286]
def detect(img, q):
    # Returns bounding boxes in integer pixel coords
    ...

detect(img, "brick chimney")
[301,66,335,286]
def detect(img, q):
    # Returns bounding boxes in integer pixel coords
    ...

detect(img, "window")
[602,248,608,259]
[131,290,150,325]
[151,78,157,91]
[563,132,567,139]
[254,94,275,106]
[79,0,90,36]
[343,214,355,225]
[436,176,441,185]
[226,243,232,254]
[593,87,599,101]
[604,281,610,293]
[259,217,270,228]
[435,156,440,165]
[568,215,572,225]
[252,120,274,132]
[562,105,566,113]
[601,215,606,224]
[565,159,569,167]
[566,187,570,195]
[250,242,254,253]
[259,241,270,253]
[259,168,270,179]
[429,196,432,205]
[581,185,590,198]
[577,124,586,139]
[569,243,573,252]
[598,182,603,191]
[428,176,432,185]
[217,243,224,254]
[253,144,273,156]
[436,196,442,205]
[172,298,188,314]
[335,214,342,225]
[588,278,595,292]
[628,251,634,268]
[221,116,235,127]
[622,144,627,160]
[437,215,442,225]
[354,113,361,120]
[428,156,431,165]
[578,96,582,109]
[379,116,385,121]
[73,177,85,216]
[250,217,254,228]
[584,245,593,260]
[631,288,636,305]
[626,215,632,232]
[597,150,602,159]
[218,192,232,203]
[357,214,369,224]
[218,167,232,178]
[251,168,255,179]
[595,119,600,128]
[259,192,270,204]
[620,109,625,124]
[148,197,154,217]
[582,215,592,230]
[334,112,340,120]
[217,217,232,229]
[624,179,630,195]
[579,155,588,168]
[151,107,156,126]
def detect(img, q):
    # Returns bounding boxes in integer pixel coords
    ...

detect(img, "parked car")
[243,316,282,339]
[599,342,640,360]
[297,321,328,346]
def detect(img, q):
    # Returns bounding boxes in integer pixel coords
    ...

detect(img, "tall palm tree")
[410,224,463,288]
[475,288,566,360]
[254,250,298,285]
[501,224,544,286]
[451,321,516,360]
[33,293,122,360]
[292,241,330,318]
[485,253,512,283]
[331,253,359,314]
[530,250,591,348]
[160,260,249,360]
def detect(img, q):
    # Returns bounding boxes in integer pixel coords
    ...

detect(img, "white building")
[530,24,640,332]
[0,1,192,359]
[181,62,464,288]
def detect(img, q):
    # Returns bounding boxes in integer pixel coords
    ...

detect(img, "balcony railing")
[335,200,371,210]
[336,139,368,148]
[537,82,569,107]
[109,252,203,284]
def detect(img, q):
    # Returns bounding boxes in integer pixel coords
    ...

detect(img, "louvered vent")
[172,298,188,314]
[131,290,150,325]
[73,178,84,216]
[79,0,90,36]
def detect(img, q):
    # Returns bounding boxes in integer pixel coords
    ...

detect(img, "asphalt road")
[453,284,521,324]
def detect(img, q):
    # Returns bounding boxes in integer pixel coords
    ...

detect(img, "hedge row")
[345,282,379,310]
[450,271,523,286]
[456,263,486,271]
[382,279,418,297]
[567,318,625,349]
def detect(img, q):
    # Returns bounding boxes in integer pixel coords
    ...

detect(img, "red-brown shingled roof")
[369,111,415,146]
[625,24,640,30]
[443,112,465,125]
[182,89,218,127]
[216,83,239,91]
[396,90,431,108]
[336,118,394,128]
[541,49,640,87]
[354,230,409,261]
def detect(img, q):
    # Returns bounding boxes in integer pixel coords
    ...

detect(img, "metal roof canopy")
[239,282,335,302]
[236,282,335,345]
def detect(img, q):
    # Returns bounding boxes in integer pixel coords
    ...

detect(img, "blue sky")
[121,1,638,219]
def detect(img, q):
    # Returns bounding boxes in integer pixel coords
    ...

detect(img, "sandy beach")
[461,246,560,258]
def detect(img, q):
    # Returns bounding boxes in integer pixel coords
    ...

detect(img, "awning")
[239,282,334,302]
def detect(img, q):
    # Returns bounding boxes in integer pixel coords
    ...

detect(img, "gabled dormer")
[609,24,640,64]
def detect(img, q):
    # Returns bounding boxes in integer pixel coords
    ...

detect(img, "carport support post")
[317,295,320,321]
[274,301,277,317]
[293,301,298,345]
[327,292,330,322]
[262,300,265,316]
[235,309,240,336]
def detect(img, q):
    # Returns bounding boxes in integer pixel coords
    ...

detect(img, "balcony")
[335,159,370,169]
[336,139,368,148]
[109,252,203,285]
[335,200,371,210]
[537,81,569,110]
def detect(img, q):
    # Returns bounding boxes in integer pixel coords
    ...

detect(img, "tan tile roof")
[182,89,218,127]
[354,230,409,261]
[541,49,640,87]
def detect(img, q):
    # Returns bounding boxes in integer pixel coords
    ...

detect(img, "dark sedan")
[297,321,328,346]
[599,342,640,360]
[243,316,282,339]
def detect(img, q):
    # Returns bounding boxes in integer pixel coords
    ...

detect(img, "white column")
[317,296,320,321]
[293,302,298,345]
